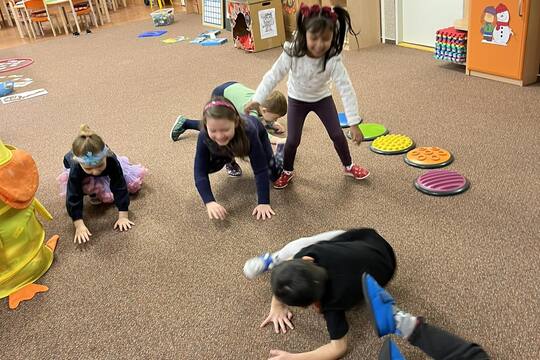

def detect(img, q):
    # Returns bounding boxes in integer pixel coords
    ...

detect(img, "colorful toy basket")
[151,8,174,27]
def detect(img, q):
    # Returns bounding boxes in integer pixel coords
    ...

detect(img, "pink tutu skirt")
[57,156,148,203]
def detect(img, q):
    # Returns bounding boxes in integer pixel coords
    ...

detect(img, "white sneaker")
[243,253,274,279]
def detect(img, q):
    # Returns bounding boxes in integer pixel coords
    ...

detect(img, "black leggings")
[408,318,489,360]
[284,96,352,171]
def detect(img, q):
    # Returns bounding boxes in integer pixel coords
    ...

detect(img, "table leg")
[20,8,32,37]
[8,2,24,38]
[68,0,81,33]
[1,0,14,27]
[93,0,103,25]
[101,0,110,23]
[59,5,68,34]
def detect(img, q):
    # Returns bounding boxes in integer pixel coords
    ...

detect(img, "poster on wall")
[481,3,513,46]
[259,8,278,39]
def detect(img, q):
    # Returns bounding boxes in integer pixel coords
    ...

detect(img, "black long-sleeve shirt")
[64,151,129,220]
[294,229,397,340]
[194,115,273,205]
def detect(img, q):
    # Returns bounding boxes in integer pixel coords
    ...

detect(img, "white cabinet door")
[400,0,464,47]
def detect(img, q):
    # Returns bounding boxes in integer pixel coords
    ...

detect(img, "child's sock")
[393,307,417,339]
[346,163,354,171]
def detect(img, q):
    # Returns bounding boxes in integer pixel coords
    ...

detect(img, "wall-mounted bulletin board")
[203,0,226,28]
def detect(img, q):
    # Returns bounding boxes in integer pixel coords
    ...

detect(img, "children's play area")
[1,0,539,359]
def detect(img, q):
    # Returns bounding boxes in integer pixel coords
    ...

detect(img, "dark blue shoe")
[170,115,187,141]
[362,273,397,337]
[378,338,405,360]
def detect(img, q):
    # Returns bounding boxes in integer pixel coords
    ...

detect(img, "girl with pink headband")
[193,97,283,221]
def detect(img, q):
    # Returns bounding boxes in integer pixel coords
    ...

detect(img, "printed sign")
[1,88,48,104]
[259,8,278,39]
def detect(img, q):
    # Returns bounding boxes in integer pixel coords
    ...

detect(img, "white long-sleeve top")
[253,43,361,126]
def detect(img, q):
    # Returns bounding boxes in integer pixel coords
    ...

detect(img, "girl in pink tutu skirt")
[57,125,147,244]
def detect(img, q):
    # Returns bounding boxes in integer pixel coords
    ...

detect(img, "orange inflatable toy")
[0,139,59,309]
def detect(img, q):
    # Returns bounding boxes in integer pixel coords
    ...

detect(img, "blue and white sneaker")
[225,161,242,177]
[170,115,187,141]
[378,338,405,360]
[363,273,418,340]
[362,273,398,337]
[243,253,274,279]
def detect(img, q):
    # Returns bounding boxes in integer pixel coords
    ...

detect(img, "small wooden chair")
[23,0,60,38]
[67,0,99,33]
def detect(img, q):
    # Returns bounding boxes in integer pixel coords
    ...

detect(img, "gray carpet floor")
[1,13,539,360]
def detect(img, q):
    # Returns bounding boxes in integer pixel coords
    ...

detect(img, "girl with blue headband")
[57,125,147,244]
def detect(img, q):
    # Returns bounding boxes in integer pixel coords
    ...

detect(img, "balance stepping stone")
[404,147,453,168]
[359,123,388,141]
[370,134,415,154]
[338,112,349,128]
[415,169,469,196]
[346,123,389,141]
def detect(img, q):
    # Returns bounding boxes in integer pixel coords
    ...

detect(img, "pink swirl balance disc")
[415,170,470,196]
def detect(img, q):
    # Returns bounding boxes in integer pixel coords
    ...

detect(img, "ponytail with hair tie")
[72,124,107,163]
[79,124,95,138]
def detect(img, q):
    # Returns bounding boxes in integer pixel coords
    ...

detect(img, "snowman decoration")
[492,3,513,46]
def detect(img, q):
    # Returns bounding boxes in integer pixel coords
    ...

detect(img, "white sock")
[394,308,417,339]
[346,164,354,170]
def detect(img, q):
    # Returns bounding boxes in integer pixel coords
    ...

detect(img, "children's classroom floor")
[0,1,175,50]
[1,12,540,360]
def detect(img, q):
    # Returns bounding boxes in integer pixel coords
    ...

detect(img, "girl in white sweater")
[245,4,370,189]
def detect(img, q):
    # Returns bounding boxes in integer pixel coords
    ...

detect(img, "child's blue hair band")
[74,146,109,167]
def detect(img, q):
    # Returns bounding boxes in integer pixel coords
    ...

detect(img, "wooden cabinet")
[282,0,380,48]
[466,0,540,85]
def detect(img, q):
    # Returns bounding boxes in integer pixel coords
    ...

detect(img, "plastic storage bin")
[151,8,174,26]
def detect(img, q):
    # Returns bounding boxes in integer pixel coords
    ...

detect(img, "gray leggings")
[284,96,352,171]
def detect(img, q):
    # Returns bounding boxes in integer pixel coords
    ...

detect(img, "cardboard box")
[228,0,286,52]
[282,0,320,37]
[320,0,346,7]
[346,0,380,49]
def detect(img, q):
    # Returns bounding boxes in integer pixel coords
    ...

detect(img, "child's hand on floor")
[252,204,275,220]
[349,125,364,144]
[261,300,294,334]
[206,201,228,220]
[114,211,134,232]
[268,349,294,360]
[273,122,285,134]
[74,219,92,244]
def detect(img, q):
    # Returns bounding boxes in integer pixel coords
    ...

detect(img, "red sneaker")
[344,164,370,180]
[273,171,294,189]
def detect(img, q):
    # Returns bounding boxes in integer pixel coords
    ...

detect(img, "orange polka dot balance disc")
[404,147,453,169]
